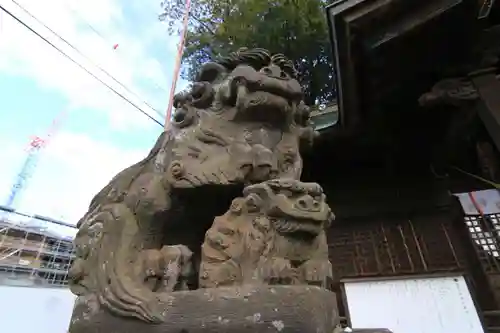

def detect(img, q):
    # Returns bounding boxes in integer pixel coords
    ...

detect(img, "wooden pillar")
[470,69,500,152]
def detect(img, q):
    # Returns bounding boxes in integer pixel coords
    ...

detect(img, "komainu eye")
[173,109,186,123]
[171,107,195,128]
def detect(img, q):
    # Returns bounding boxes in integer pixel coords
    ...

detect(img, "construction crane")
[4,111,67,210]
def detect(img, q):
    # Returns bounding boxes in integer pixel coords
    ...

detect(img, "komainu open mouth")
[226,64,303,126]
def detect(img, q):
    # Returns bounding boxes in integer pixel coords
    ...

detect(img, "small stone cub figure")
[199,178,334,288]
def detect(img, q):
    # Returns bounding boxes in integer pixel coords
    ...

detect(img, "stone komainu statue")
[200,178,334,289]
[67,48,338,333]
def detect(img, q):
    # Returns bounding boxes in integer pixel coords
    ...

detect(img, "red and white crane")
[4,111,67,210]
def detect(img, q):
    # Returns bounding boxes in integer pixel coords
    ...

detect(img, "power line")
[0,3,164,126]
[9,0,166,121]
[65,5,109,42]
[62,1,170,95]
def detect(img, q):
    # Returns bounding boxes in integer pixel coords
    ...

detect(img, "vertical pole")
[17,229,28,275]
[165,0,191,129]
[470,72,500,153]
[32,235,45,279]
[0,226,7,250]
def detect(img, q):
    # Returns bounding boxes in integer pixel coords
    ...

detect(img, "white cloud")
[0,131,151,225]
[0,0,187,130]
[0,0,194,229]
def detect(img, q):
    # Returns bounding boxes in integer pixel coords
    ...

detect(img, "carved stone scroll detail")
[419,77,479,107]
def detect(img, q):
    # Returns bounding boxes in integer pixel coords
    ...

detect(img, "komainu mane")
[68,48,334,330]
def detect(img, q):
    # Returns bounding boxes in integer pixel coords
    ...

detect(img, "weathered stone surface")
[418,77,479,107]
[63,46,360,333]
[69,286,339,333]
[200,179,334,289]
[67,48,319,323]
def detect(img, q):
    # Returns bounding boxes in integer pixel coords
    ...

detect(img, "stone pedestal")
[69,285,339,333]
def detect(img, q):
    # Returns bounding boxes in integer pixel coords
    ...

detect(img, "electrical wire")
[65,5,109,42]
[0,4,164,126]
[61,1,170,95]
[9,0,166,121]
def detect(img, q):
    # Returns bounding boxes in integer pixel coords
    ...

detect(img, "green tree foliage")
[160,0,335,105]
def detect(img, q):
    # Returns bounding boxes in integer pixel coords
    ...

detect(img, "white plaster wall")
[344,275,485,333]
[0,285,76,333]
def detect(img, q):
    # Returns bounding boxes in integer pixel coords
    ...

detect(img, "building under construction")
[0,206,77,333]
[0,205,76,287]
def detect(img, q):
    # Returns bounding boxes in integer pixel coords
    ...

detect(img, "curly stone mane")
[216,47,297,78]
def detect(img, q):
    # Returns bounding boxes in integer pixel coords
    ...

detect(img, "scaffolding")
[0,207,76,287]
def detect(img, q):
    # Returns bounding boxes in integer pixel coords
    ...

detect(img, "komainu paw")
[142,245,193,292]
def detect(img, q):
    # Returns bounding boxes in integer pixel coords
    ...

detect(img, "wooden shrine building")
[303,0,500,331]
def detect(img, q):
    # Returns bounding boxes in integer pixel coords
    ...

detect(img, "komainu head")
[171,48,305,129]
[233,179,334,236]
[165,48,317,190]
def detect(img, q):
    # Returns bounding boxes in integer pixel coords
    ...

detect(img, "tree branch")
[189,13,216,35]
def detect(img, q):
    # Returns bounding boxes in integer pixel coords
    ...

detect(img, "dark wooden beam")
[470,70,500,152]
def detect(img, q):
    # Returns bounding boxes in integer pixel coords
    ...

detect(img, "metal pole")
[165,0,191,129]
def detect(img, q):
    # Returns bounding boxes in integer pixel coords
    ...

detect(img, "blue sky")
[0,0,188,227]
